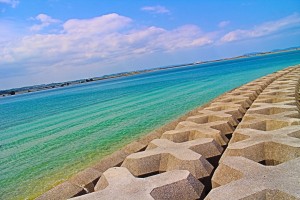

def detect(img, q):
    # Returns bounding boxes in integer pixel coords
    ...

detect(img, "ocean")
[1,50,300,199]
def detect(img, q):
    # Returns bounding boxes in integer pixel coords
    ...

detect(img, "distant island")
[1,46,299,98]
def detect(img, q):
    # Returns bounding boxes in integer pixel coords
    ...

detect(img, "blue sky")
[1,0,300,89]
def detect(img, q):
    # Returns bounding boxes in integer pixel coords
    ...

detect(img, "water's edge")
[37,79,241,198]
[38,65,299,199]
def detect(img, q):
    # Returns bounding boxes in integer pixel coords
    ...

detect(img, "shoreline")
[1,47,299,98]
[36,81,243,199]
[38,65,300,199]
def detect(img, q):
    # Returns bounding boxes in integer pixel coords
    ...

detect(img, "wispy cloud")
[2,14,211,64]
[141,5,170,14]
[0,0,19,8]
[221,13,300,43]
[62,13,131,35]
[218,20,230,28]
[30,14,61,31]
[0,13,212,87]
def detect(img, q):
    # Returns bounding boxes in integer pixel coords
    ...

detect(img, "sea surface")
[1,50,300,199]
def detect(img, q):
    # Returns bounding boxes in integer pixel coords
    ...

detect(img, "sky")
[0,0,300,90]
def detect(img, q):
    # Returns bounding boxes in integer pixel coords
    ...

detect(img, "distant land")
[1,46,299,98]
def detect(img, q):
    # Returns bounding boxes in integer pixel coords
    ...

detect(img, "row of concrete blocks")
[37,66,296,200]
[206,65,300,199]
[296,76,300,111]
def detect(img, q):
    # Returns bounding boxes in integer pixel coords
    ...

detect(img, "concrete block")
[206,156,300,200]
[238,118,299,131]
[204,104,246,121]
[37,181,85,200]
[72,167,203,200]
[192,109,239,126]
[122,138,220,179]
[254,97,296,106]
[123,141,147,154]
[259,90,296,98]
[223,126,300,164]
[69,168,102,193]
[212,96,252,109]
[228,90,259,101]
[177,121,233,142]
[241,110,300,127]
[246,103,298,115]
[161,121,229,146]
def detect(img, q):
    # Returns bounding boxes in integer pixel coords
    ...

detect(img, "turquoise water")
[1,50,300,199]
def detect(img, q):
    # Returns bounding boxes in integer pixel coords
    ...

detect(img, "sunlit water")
[1,50,300,199]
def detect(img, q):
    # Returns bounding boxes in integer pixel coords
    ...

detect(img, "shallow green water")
[1,50,300,199]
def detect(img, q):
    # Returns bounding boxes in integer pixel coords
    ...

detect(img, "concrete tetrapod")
[121,138,221,179]
[234,87,262,97]
[37,181,85,200]
[69,168,102,193]
[71,167,203,200]
[204,104,246,121]
[261,80,298,90]
[246,77,274,87]
[264,84,297,90]
[240,110,300,130]
[227,90,259,102]
[246,103,298,114]
[189,109,240,127]
[243,81,269,89]
[253,97,296,106]
[212,97,252,109]
[161,121,229,146]
[178,121,233,144]
[206,156,300,200]
[258,90,296,98]
[222,126,300,165]
[209,102,250,114]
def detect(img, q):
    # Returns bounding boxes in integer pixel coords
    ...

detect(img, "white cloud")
[0,0,19,8]
[141,5,170,14]
[0,13,213,88]
[2,15,211,64]
[63,13,131,35]
[3,14,211,58]
[30,14,60,31]
[221,13,300,43]
[218,20,230,28]
[1,12,300,89]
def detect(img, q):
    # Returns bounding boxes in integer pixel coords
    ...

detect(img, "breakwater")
[38,65,300,199]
